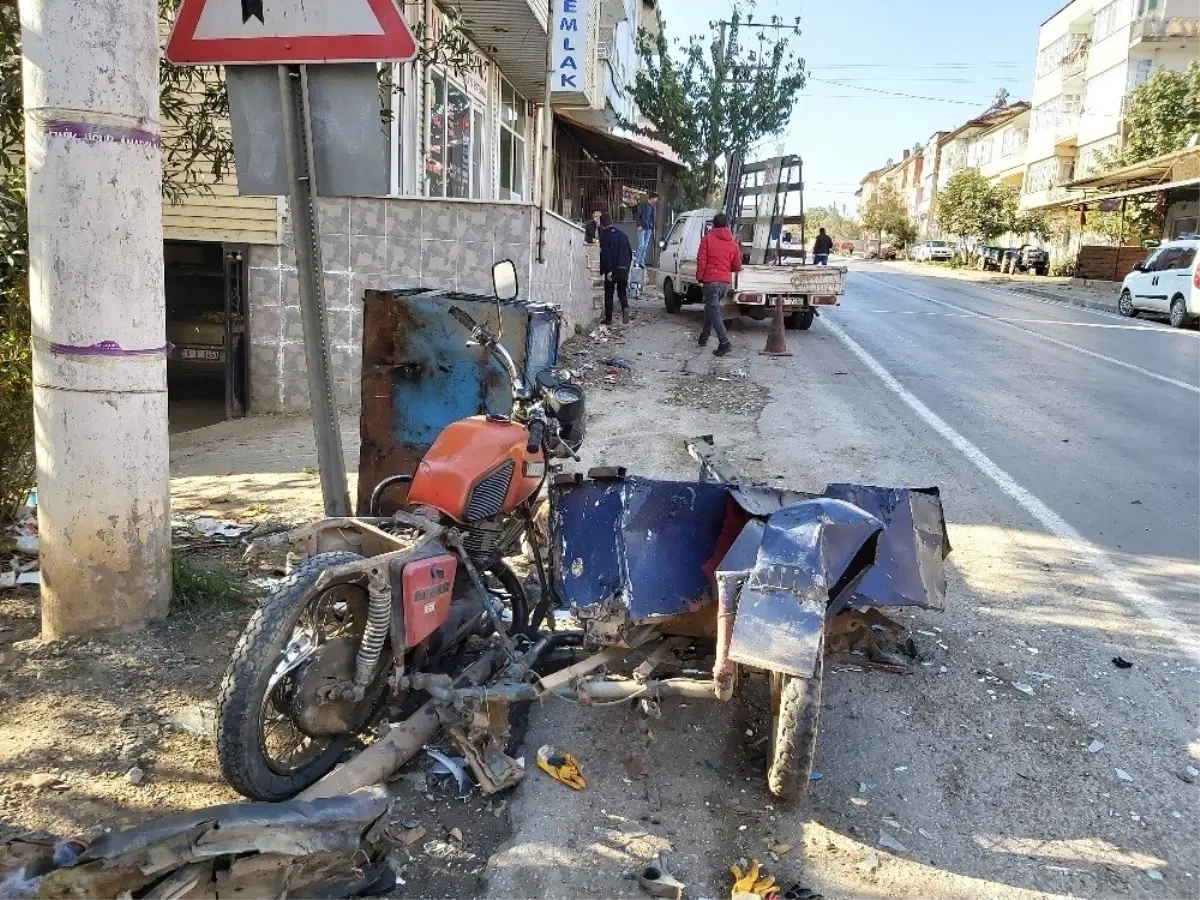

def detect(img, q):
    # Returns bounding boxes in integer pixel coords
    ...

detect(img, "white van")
[1118,238,1199,328]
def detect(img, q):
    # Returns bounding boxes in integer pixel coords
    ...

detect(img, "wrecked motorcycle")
[219,260,952,803]
[216,260,583,801]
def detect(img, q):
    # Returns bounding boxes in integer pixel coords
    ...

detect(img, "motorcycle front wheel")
[216,552,388,801]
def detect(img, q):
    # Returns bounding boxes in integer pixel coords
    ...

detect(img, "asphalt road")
[830,263,1200,632]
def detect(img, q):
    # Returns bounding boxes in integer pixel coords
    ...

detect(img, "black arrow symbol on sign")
[242,0,264,24]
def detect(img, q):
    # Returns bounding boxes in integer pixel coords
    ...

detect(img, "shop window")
[426,71,482,199]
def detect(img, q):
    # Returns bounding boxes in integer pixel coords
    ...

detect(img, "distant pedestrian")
[598,213,633,325]
[634,191,657,266]
[696,213,742,356]
[584,209,602,244]
[813,227,833,265]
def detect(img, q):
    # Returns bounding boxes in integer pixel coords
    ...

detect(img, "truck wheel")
[766,645,823,801]
[785,309,815,330]
[663,279,681,314]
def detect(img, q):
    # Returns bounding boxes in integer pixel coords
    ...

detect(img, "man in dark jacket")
[696,213,743,356]
[634,192,657,265]
[598,213,633,325]
[584,209,602,244]
[813,227,834,265]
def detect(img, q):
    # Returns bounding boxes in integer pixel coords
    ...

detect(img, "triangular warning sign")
[167,0,418,66]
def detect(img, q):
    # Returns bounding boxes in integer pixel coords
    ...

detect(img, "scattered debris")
[426,749,470,793]
[1147,869,1164,882]
[731,859,777,898]
[1087,740,1105,754]
[1112,656,1133,669]
[447,827,464,844]
[18,773,64,792]
[601,356,632,371]
[1011,682,1035,697]
[623,756,649,780]
[168,703,216,738]
[397,824,426,847]
[535,745,586,790]
[124,766,145,786]
[857,848,880,873]
[1178,765,1200,784]
[187,517,254,538]
[877,829,909,854]
[778,882,825,899]
[1116,768,1135,782]
[638,857,685,900]
[762,838,793,855]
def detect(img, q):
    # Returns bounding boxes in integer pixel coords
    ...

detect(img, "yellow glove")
[536,744,587,790]
[730,860,778,898]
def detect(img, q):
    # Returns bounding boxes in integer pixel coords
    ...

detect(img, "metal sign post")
[166,0,417,517]
[278,64,350,516]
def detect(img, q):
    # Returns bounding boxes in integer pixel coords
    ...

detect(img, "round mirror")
[492,259,519,301]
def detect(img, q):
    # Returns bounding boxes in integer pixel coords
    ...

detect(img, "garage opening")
[165,241,247,433]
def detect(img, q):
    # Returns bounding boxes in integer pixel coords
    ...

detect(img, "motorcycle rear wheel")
[216,552,389,801]
[766,642,824,801]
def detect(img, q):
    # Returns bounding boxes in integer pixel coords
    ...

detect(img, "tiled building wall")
[247,197,593,413]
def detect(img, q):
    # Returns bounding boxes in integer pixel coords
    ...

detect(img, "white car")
[1118,237,1199,328]
[925,240,954,262]
[908,242,928,261]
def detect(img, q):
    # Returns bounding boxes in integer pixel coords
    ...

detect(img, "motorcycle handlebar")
[526,418,546,454]
[449,306,478,332]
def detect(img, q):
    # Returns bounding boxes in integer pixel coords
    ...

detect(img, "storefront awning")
[557,115,686,169]
[1065,146,1200,196]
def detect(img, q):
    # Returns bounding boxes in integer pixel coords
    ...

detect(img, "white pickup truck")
[655,208,848,330]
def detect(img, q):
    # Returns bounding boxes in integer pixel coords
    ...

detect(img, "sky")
[655,0,1058,212]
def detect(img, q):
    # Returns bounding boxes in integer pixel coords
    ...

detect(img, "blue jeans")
[814,253,829,265]
[699,283,730,345]
[636,229,652,265]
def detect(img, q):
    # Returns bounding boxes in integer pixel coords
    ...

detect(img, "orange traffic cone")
[760,297,792,357]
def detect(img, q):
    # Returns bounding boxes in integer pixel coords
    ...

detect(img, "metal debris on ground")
[425,749,470,793]
[638,857,685,900]
[0,787,396,899]
[1087,740,1105,754]
[1115,768,1135,782]
[1011,682,1035,697]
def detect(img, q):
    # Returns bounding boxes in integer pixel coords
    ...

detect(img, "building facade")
[158,0,674,422]
[1021,0,1199,209]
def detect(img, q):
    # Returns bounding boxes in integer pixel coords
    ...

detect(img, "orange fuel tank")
[407,416,545,524]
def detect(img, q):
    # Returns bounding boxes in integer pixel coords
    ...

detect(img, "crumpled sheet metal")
[726,499,884,678]
[551,476,731,619]
[23,788,394,900]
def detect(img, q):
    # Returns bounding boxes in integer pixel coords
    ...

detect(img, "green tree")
[629,2,806,205]
[997,184,1051,241]
[1109,61,1200,167]
[805,204,860,241]
[860,182,913,246]
[934,169,1009,252]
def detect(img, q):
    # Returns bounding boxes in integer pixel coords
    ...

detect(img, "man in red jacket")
[696,213,743,356]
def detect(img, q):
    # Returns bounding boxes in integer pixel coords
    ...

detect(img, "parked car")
[1004,245,1050,276]
[925,240,953,262]
[1118,237,1199,328]
[908,242,927,261]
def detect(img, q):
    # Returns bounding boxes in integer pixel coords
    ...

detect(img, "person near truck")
[696,212,742,357]
[634,192,657,266]
[813,227,833,265]
[598,213,633,325]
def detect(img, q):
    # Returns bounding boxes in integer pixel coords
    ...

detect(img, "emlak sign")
[550,0,591,106]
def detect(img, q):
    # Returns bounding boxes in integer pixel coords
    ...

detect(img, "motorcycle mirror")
[492,259,519,302]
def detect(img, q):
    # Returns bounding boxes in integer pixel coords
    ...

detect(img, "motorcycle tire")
[766,642,824,801]
[216,551,389,801]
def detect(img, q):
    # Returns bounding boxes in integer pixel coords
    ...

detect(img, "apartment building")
[1021,0,1199,209]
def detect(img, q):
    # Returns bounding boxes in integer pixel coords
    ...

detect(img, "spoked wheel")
[217,552,389,800]
[766,639,824,801]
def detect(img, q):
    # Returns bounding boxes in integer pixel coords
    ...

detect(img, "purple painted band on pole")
[41,339,174,358]
[44,120,162,149]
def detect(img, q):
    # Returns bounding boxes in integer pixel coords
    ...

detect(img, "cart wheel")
[766,643,824,801]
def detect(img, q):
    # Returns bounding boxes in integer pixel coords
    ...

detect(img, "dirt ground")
[2,288,1198,900]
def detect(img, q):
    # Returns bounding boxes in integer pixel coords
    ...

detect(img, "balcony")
[1130,8,1200,45]
[1054,110,1081,145]
[1060,40,1090,84]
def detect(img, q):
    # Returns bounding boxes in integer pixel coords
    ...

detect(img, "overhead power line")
[807,77,991,105]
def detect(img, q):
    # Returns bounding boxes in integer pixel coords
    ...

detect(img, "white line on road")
[856,273,1200,394]
[861,309,1177,332]
[822,316,1200,666]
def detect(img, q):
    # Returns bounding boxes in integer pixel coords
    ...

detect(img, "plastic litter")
[190,517,254,538]
[1087,740,1105,754]
[1011,682,1035,697]
[1115,768,1135,782]
[425,749,470,793]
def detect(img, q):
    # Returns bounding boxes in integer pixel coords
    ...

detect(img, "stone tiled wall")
[247,197,593,414]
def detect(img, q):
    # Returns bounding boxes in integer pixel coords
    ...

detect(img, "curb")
[1005,285,1120,315]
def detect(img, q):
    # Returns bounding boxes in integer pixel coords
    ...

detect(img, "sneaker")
[714,342,732,357]
[622,309,630,325]
[698,335,709,347]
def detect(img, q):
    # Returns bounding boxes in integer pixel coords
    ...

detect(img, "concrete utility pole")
[21,0,171,638]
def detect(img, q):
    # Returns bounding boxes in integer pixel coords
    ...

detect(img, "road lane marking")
[858,309,1174,331]
[821,316,1200,665]
[855,273,1200,394]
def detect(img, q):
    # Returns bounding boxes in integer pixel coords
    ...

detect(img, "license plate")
[179,348,223,361]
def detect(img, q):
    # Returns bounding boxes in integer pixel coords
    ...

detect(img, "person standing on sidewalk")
[696,213,742,356]
[634,192,657,266]
[598,213,633,325]
[813,227,833,265]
